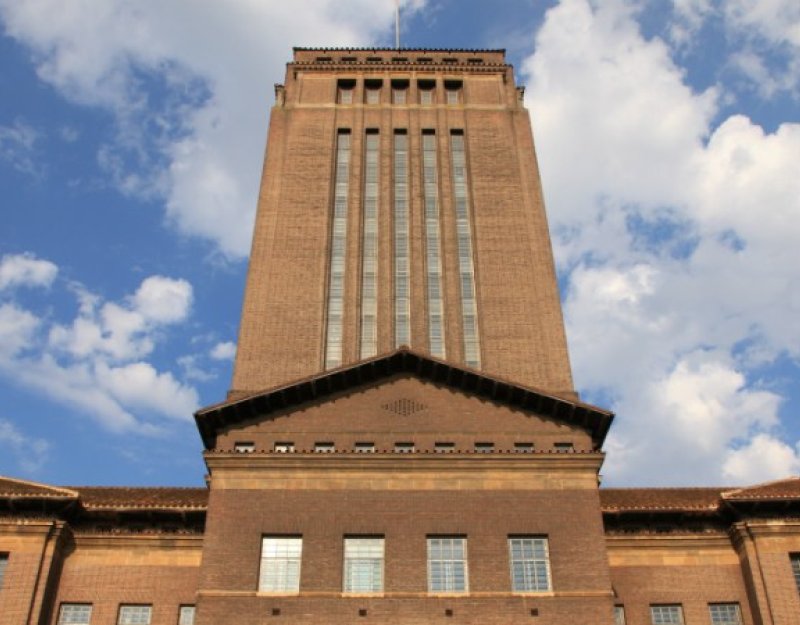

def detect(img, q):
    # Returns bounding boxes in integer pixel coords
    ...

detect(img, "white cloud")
[0,0,426,258]
[0,418,50,474]
[723,434,800,484]
[132,275,192,324]
[210,341,236,361]
[0,119,41,176]
[525,0,800,485]
[0,256,199,433]
[0,253,58,290]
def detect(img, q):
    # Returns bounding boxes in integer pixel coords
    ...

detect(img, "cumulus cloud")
[210,341,236,361]
[0,419,50,474]
[0,119,41,176]
[525,0,800,485]
[0,254,199,433]
[0,0,426,258]
[0,253,58,290]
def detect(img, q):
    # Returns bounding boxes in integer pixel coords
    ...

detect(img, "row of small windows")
[57,604,194,625]
[233,441,575,453]
[316,55,485,65]
[615,603,743,625]
[259,536,551,594]
[338,79,462,105]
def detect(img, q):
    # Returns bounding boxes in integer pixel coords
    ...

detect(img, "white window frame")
[259,536,302,594]
[274,442,294,453]
[178,606,195,625]
[118,605,151,625]
[508,536,552,592]
[650,605,684,625]
[394,442,414,453]
[427,536,468,593]
[314,442,335,453]
[58,604,92,625]
[234,442,255,453]
[709,603,742,625]
[343,537,384,593]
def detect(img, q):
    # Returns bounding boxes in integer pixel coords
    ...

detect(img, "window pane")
[709,604,742,625]
[59,605,92,625]
[421,133,446,358]
[394,132,411,347]
[614,606,626,625]
[118,606,151,625]
[0,553,7,589]
[792,554,800,592]
[178,607,195,625]
[260,537,302,592]
[360,131,380,358]
[650,605,683,625]
[344,537,384,592]
[508,537,551,592]
[428,537,467,592]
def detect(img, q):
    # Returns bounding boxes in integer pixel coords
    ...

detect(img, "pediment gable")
[196,349,612,450]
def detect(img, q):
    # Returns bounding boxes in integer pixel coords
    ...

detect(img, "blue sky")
[0,0,798,487]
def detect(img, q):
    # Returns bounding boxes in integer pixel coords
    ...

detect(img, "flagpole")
[395,0,400,49]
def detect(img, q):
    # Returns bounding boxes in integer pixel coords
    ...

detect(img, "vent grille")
[382,398,427,417]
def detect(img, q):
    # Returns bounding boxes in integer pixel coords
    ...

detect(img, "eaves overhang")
[195,348,613,450]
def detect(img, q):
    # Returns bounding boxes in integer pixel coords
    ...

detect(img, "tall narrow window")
[260,537,303,593]
[392,79,408,104]
[118,606,151,625]
[709,604,742,625]
[59,604,92,625]
[650,605,684,625]
[445,80,462,104]
[792,553,800,592]
[427,537,467,593]
[422,132,446,358]
[325,130,351,369]
[0,553,7,589]
[343,537,384,593]
[360,131,380,358]
[338,80,355,104]
[418,80,435,105]
[508,537,551,592]
[614,606,626,625]
[364,80,381,105]
[450,131,480,368]
[393,131,411,347]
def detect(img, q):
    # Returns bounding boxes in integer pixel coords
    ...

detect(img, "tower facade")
[232,48,574,398]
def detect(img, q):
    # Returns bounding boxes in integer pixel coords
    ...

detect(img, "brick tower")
[231,48,574,399]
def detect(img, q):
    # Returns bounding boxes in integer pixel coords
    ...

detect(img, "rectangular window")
[554,442,574,451]
[422,131,446,359]
[178,607,195,625]
[355,442,375,453]
[650,605,684,625]
[450,131,480,368]
[393,131,411,348]
[59,604,92,625]
[343,537,384,593]
[260,537,302,593]
[445,81,462,104]
[514,442,534,453]
[394,442,414,453]
[393,88,406,104]
[508,537,551,592]
[360,131,380,358]
[324,130,351,370]
[0,553,7,589]
[434,442,455,452]
[418,80,435,105]
[364,80,382,105]
[274,442,294,453]
[474,442,494,453]
[614,605,626,625]
[709,604,742,625]
[314,442,335,453]
[792,553,800,592]
[428,537,468,593]
[338,80,355,104]
[118,606,151,625]
[234,441,255,453]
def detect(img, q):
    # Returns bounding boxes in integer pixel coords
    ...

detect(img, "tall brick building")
[2,48,800,625]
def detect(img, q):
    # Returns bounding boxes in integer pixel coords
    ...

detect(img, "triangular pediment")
[196,348,612,450]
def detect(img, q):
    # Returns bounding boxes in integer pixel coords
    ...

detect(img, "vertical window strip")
[360,133,379,358]
[343,537,384,593]
[792,554,800,593]
[422,133,446,358]
[393,132,411,347]
[325,131,351,369]
[0,553,7,589]
[450,133,480,368]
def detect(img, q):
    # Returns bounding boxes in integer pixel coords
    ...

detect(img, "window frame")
[508,536,552,593]
[117,605,152,625]
[708,603,742,625]
[650,604,684,625]
[58,604,93,625]
[427,536,468,594]
[0,552,7,590]
[178,606,195,625]
[343,536,385,594]
[259,536,303,594]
